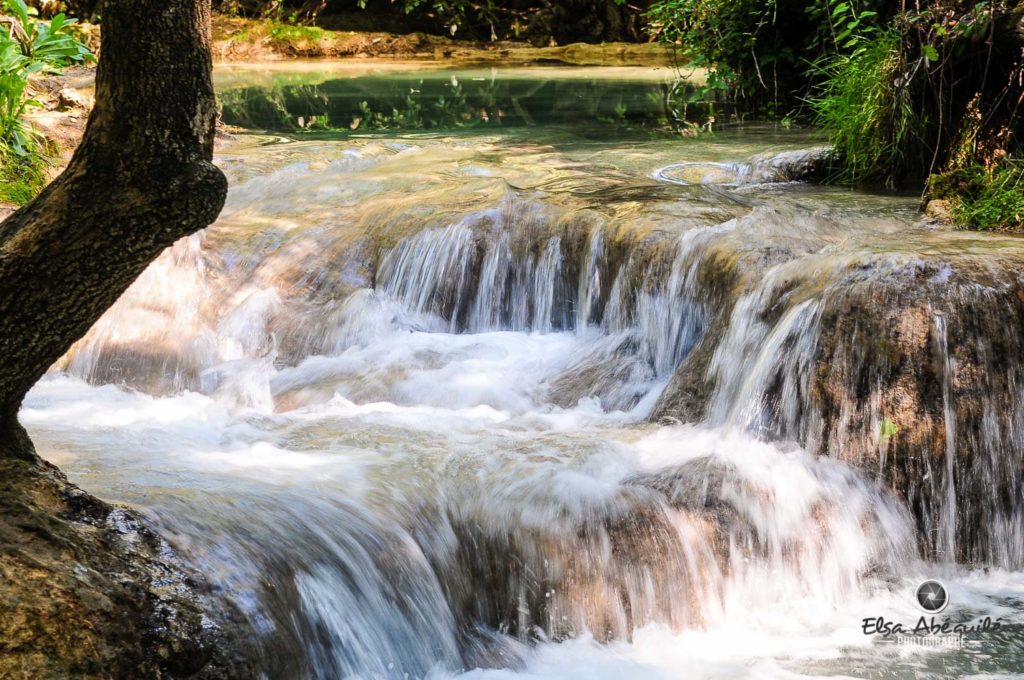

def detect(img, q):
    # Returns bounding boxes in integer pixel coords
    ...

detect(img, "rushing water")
[21,65,1024,678]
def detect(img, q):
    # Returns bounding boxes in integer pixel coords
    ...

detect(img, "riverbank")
[211,15,676,65]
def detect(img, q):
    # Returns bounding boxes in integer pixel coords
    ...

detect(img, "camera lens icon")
[916,580,948,613]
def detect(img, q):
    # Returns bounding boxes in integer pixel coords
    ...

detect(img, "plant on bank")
[643,0,891,118]
[929,161,1024,231]
[822,0,1024,229]
[0,0,91,205]
[810,29,925,188]
[810,1,1024,192]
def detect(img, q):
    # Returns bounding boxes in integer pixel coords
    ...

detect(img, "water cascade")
[24,67,1024,678]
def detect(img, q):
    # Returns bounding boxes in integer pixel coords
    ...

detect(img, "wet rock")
[656,148,833,187]
[0,457,254,678]
[806,265,1024,566]
[655,239,1024,567]
[434,485,718,645]
[624,457,748,557]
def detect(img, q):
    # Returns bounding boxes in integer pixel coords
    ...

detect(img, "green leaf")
[922,44,939,62]
[6,0,30,26]
[880,417,900,439]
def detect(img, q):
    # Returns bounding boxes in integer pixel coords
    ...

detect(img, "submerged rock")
[436,485,717,645]
[0,457,253,678]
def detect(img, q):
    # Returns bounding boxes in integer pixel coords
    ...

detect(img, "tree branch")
[0,0,227,455]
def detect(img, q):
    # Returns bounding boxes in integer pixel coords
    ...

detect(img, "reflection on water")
[216,65,719,135]
[24,65,1024,679]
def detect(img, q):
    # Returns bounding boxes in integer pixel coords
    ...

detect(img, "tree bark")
[0,0,226,458]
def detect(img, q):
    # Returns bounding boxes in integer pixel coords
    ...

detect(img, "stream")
[21,64,1024,678]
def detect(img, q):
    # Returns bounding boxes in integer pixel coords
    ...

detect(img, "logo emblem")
[916,580,948,613]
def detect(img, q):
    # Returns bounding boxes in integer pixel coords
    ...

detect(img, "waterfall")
[531,237,562,333]
[676,239,1024,569]
[32,119,1024,679]
[377,221,477,332]
[933,312,958,562]
[577,225,605,331]
[56,181,1024,572]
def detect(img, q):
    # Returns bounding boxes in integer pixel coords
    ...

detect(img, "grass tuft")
[267,22,326,43]
[810,31,925,188]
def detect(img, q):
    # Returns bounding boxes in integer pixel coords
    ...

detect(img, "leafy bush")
[813,1,1024,191]
[0,0,91,204]
[1,0,92,150]
[644,0,891,116]
[0,37,37,154]
[644,0,771,112]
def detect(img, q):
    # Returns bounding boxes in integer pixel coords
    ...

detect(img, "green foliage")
[931,161,1024,231]
[217,0,638,45]
[644,0,891,118]
[0,38,38,155]
[822,0,879,53]
[810,30,924,187]
[4,0,92,69]
[0,0,91,204]
[644,0,776,108]
[810,1,1024,190]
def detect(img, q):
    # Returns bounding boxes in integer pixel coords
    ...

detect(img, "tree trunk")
[0,0,227,459]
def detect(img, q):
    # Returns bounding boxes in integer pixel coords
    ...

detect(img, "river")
[20,63,1024,678]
